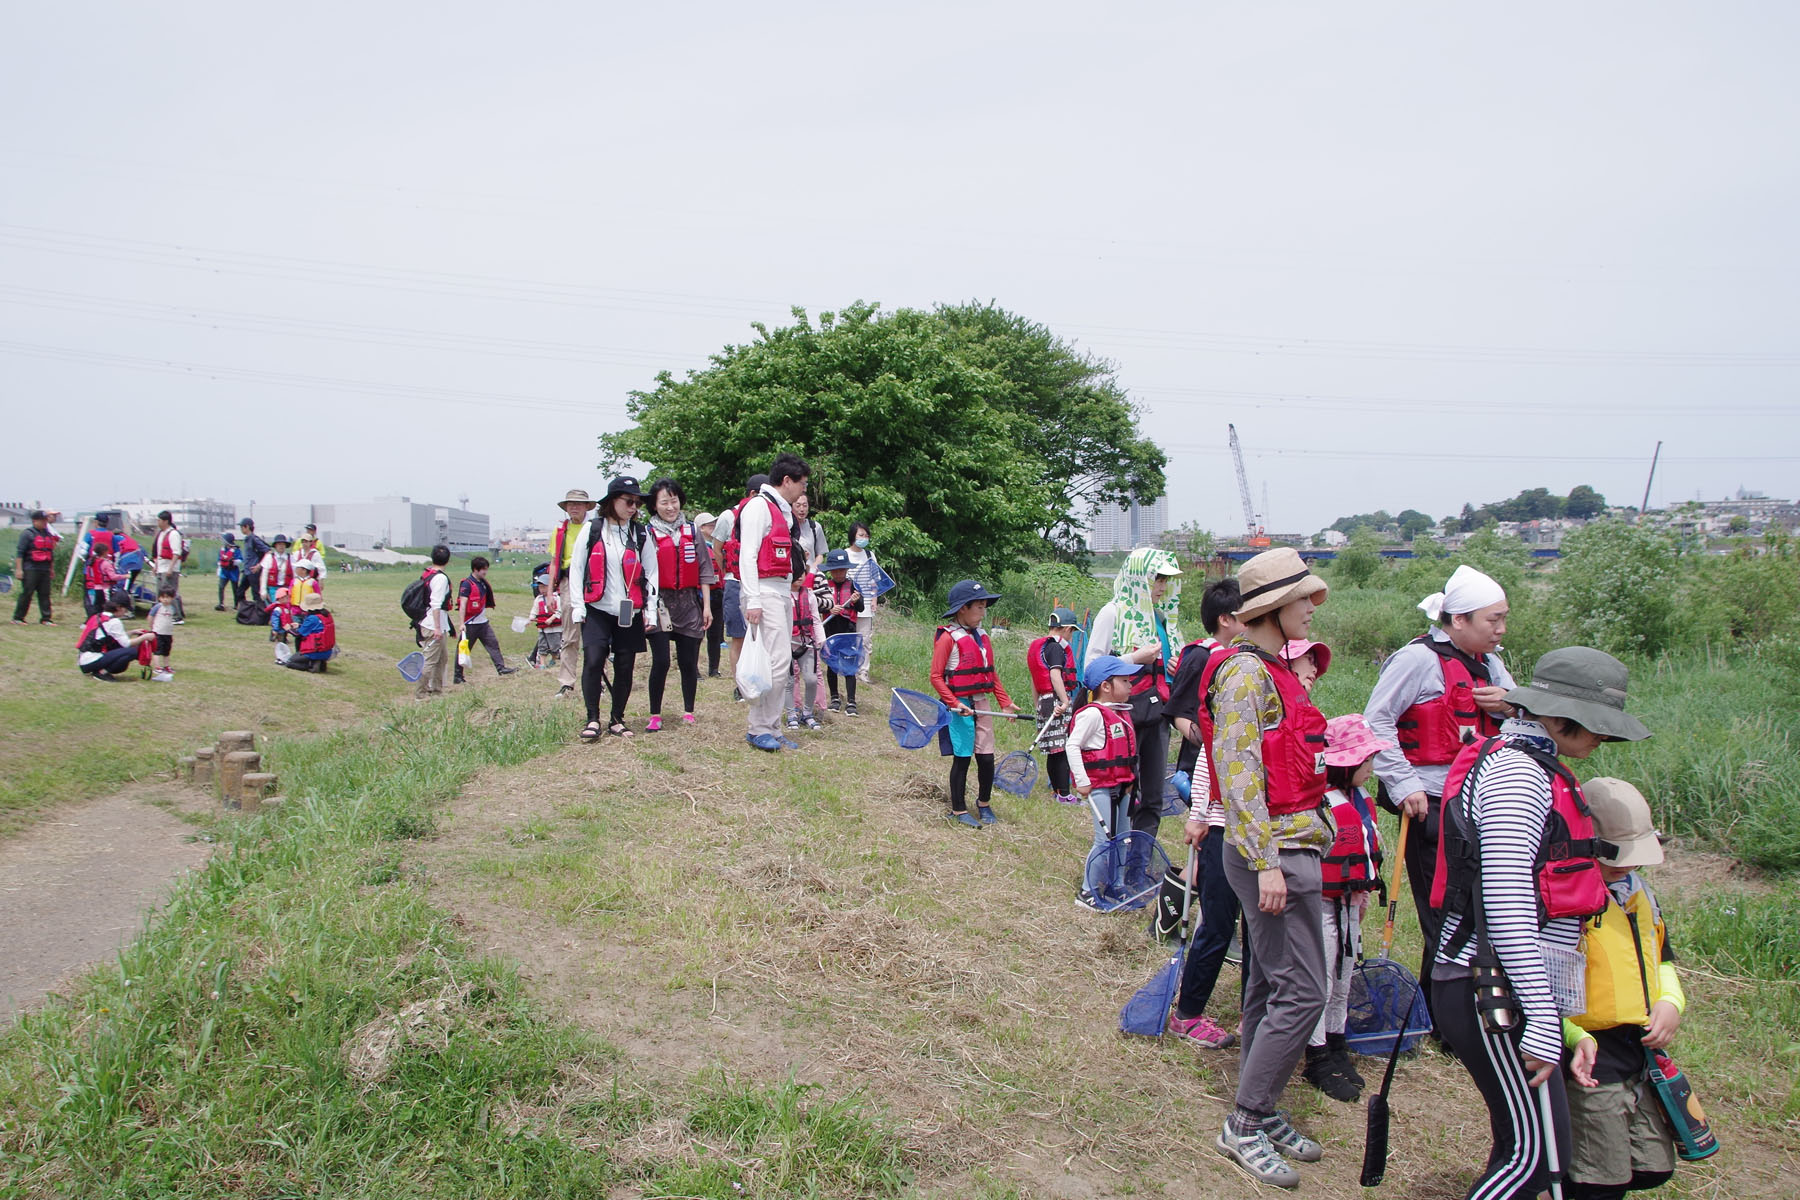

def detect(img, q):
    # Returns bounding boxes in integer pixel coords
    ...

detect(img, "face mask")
[855,537,870,549]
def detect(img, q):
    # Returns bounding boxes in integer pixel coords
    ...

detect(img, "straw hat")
[1234,548,1328,621]
[1582,777,1663,867]
[558,488,593,511]
[300,592,327,612]
[1504,647,1650,742]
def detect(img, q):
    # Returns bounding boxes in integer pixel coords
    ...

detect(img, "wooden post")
[220,750,261,808]
[217,730,255,758]
[239,773,278,812]
[193,747,215,786]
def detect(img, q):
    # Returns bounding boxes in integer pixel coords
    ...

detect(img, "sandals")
[607,722,633,738]
[579,721,603,742]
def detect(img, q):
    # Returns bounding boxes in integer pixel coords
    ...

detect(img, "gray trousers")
[746,592,792,738]
[416,633,449,697]
[1224,846,1327,1116]
[556,582,582,687]
[464,618,505,669]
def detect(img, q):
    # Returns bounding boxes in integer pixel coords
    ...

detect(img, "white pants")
[1311,891,1369,1045]
[746,592,793,738]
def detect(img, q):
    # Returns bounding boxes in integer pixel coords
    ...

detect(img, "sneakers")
[976,805,998,825]
[151,670,174,682]
[1225,929,1244,965]
[682,712,697,725]
[802,713,823,731]
[1055,792,1082,805]
[948,810,983,829]
[1215,1120,1301,1190]
[497,665,517,676]
[1263,1113,1323,1162]
[733,687,744,703]
[1075,890,1108,913]
[827,697,842,713]
[1303,1043,1360,1103]
[1168,1013,1237,1049]
[555,685,574,698]
[746,733,782,752]
[646,715,663,733]
[844,701,858,716]
[777,735,801,750]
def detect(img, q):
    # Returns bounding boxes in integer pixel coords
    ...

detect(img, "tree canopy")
[598,301,1165,595]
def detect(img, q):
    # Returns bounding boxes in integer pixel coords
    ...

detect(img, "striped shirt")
[1434,721,1582,1064]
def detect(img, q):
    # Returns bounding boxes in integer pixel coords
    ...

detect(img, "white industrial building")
[110,497,238,536]
[1086,494,1170,552]
[250,497,489,552]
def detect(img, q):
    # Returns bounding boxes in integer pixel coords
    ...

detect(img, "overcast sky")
[3,3,1796,535]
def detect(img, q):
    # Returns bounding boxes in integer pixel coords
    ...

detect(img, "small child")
[457,555,514,681]
[1280,638,1330,693]
[285,592,337,672]
[1026,608,1081,804]
[1562,778,1687,1200]
[1069,655,1143,908]
[816,549,864,715]
[786,567,827,731]
[83,546,121,617]
[216,533,242,611]
[291,559,322,610]
[147,585,178,682]
[268,586,298,645]
[929,579,1017,827]
[528,575,562,669]
[1303,712,1393,1102]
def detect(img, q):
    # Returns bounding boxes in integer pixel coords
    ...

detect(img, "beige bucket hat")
[1234,547,1328,621]
[558,488,593,511]
[1583,777,1663,867]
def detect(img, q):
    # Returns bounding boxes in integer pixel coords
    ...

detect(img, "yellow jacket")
[1564,875,1686,1044]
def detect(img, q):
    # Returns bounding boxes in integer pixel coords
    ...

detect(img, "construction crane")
[1227,424,1270,547]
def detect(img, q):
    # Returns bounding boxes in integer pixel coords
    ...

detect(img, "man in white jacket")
[739,453,810,752]
[152,510,186,624]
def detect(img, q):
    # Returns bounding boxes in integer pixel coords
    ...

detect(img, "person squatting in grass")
[817,548,863,715]
[75,589,153,680]
[1084,547,1184,874]
[1302,710,1391,1105]
[1166,576,1247,1051]
[715,472,770,696]
[285,591,337,672]
[456,555,516,682]
[1561,778,1689,1200]
[786,559,828,733]
[1430,647,1651,1200]
[568,475,657,741]
[11,508,61,624]
[1365,563,1515,1033]
[644,478,714,731]
[1025,607,1080,804]
[413,545,455,699]
[1204,547,1332,1190]
[547,487,595,699]
[1070,655,1142,908]
[739,457,807,753]
[930,578,1019,825]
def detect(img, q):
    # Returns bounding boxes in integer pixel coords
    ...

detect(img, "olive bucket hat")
[1505,646,1651,742]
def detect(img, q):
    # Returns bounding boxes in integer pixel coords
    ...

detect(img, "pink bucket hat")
[1324,713,1394,767]
[1280,638,1332,678]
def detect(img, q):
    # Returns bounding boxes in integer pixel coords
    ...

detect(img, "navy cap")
[1082,654,1144,691]
[943,578,1002,619]
[823,548,852,572]
[605,475,646,499]
[1048,607,1081,629]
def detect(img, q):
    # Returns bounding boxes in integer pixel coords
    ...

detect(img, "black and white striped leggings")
[1432,975,1572,1200]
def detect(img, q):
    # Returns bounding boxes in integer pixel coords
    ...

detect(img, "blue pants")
[1175,826,1242,1020]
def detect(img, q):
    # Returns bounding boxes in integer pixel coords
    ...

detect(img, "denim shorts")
[723,579,746,639]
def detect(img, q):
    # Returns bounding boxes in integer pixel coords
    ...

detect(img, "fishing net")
[822,632,864,677]
[993,750,1038,796]
[888,687,948,750]
[1083,832,1174,913]
[1345,957,1431,1055]
[849,559,897,599]
[396,651,425,682]
[1160,765,1191,817]
[1119,943,1186,1037]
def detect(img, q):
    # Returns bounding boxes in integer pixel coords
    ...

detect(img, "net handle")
[1380,813,1410,959]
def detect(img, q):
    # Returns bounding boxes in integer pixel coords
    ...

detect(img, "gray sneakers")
[1215,1121,1300,1190]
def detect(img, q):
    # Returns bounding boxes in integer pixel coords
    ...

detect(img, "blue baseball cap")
[823,548,852,572]
[1082,654,1143,691]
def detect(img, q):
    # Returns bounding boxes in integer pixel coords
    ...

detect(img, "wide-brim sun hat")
[558,488,593,510]
[1082,654,1144,692]
[1280,638,1332,678]
[943,578,1002,619]
[822,548,852,572]
[1505,646,1650,742]
[1234,547,1328,621]
[1323,713,1394,767]
[300,592,327,612]
[1582,777,1663,867]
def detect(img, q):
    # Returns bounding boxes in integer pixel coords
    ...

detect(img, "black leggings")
[948,753,995,813]
[825,667,857,704]
[581,609,639,725]
[705,600,725,674]
[647,629,701,714]
[1431,975,1572,1200]
[1045,750,1071,794]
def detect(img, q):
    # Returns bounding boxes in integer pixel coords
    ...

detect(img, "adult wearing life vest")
[546,488,595,699]
[259,533,297,601]
[714,472,770,690]
[1430,648,1650,1200]
[1365,563,1515,1026]
[238,519,271,603]
[567,475,658,740]
[1084,547,1184,865]
[152,510,186,624]
[644,478,715,730]
[739,455,809,752]
[1203,547,1331,1190]
[11,509,61,625]
[76,589,152,680]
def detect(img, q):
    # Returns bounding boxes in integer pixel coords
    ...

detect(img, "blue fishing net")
[888,687,948,750]
[1346,957,1432,1055]
[822,632,864,677]
[1119,945,1185,1037]
[993,750,1038,796]
[1083,832,1174,913]
[396,651,425,682]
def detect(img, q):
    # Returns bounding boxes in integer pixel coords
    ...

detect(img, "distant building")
[112,497,238,536]
[251,497,490,552]
[1086,495,1170,552]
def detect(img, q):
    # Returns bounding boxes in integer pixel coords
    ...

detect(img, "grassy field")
[0,593,1794,1197]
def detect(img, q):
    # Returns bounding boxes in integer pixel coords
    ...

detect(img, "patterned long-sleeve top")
[1209,637,1333,871]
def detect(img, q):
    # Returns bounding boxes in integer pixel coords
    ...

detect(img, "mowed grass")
[0,553,548,835]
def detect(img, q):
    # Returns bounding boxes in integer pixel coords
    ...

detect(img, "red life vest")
[298,611,337,656]
[154,528,178,561]
[1198,644,1329,817]
[1430,737,1611,955]
[820,578,860,623]
[83,555,116,590]
[752,495,792,577]
[721,495,754,581]
[137,636,155,669]
[1129,656,1171,709]
[791,588,818,645]
[218,546,238,571]
[936,624,999,698]
[263,554,294,591]
[460,577,490,620]
[1322,789,1384,899]
[651,522,702,590]
[582,524,647,610]
[25,531,57,563]
[1396,637,1504,765]
[1077,703,1139,788]
[1026,634,1076,696]
[88,530,115,557]
[533,596,560,629]
[76,613,112,652]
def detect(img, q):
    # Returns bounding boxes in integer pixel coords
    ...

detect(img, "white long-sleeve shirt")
[418,569,452,636]
[1065,702,1133,791]
[1366,628,1514,801]
[566,517,659,618]
[153,527,185,573]
[737,485,794,605]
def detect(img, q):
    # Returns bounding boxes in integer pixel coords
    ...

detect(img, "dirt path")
[0,785,213,1023]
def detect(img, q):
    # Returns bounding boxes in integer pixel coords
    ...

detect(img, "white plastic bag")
[511,614,530,633]
[735,627,773,700]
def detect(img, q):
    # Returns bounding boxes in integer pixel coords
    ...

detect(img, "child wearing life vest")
[146,584,178,682]
[215,532,243,611]
[816,549,864,715]
[527,575,562,670]
[1560,778,1686,1200]
[930,579,1018,827]
[1026,608,1081,804]
[785,566,828,734]
[1069,655,1143,908]
[82,544,121,617]
[268,587,299,645]
[285,592,338,672]
[1301,713,1393,1104]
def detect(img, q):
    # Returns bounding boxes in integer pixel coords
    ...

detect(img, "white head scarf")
[1418,564,1505,622]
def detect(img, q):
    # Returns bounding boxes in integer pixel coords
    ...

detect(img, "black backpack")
[400,570,437,624]
[236,600,268,626]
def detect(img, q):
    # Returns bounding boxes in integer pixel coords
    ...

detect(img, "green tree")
[1332,526,1386,587]
[598,302,1163,595]
[1552,520,1679,656]
[1396,509,1434,541]
[1565,484,1606,520]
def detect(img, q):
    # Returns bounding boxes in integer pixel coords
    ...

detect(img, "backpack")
[76,614,109,653]
[401,568,443,624]
[236,599,269,626]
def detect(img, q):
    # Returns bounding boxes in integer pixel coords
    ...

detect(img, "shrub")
[1329,528,1386,588]
[1551,521,1680,656]
[997,561,1108,629]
